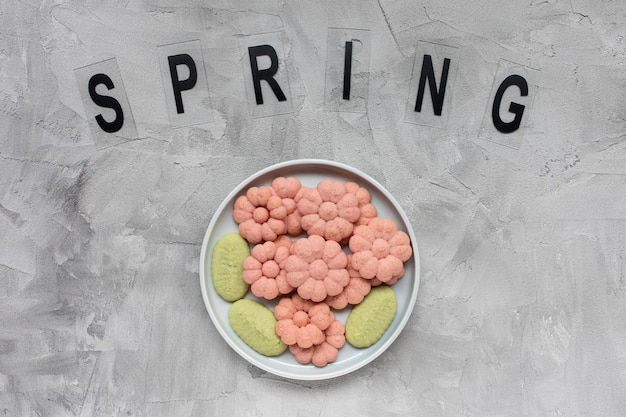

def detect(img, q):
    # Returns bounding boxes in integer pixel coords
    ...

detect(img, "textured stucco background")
[2,1,626,416]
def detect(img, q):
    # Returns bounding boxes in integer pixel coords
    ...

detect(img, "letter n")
[415,54,451,116]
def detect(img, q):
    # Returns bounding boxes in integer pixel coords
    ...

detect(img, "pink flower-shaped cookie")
[345,181,377,226]
[242,235,293,300]
[274,294,333,348]
[271,176,303,236]
[233,186,288,244]
[348,217,412,284]
[289,320,346,367]
[296,179,361,243]
[325,253,372,310]
[274,294,346,367]
[284,235,350,302]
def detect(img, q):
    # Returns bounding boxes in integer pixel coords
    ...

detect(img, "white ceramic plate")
[199,159,420,380]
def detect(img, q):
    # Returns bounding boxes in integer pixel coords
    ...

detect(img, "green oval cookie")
[346,285,397,348]
[228,298,287,356]
[211,232,250,301]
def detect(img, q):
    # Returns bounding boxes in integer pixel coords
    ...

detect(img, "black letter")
[343,41,353,100]
[88,73,124,133]
[492,74,528,133]
[415,55,450,116]
[248,45,287,105]
[168,54,198,114]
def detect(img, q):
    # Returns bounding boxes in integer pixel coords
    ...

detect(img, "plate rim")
[199,158,420,380]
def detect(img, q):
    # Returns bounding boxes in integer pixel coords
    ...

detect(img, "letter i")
[343,41,353,100]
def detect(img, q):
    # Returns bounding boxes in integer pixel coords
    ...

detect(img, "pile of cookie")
[211,176,412,368]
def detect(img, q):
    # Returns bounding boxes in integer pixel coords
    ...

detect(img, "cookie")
[228,298,287,356]
[345,285,397,348]
[212,232,251,301]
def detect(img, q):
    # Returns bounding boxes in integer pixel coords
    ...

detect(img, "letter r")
[248,45,287,105]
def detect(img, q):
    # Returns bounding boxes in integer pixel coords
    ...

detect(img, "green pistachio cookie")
[345,285,397,348]
[212,232,250,301]
[228,298,287,356]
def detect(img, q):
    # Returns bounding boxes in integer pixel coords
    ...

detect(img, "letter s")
[88,73,124,133]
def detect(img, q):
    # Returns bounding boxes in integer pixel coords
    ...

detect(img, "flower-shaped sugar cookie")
[233,186,288,244]
[274,294,345,367]
[345,181,377,226]
[274,294,332,348]
[348,217,412,284]
[284,235,350,302]
[271,176,303,236]
[296,179,362,243]
[242,235,293,300]
[289,320,346,367]
[325,253,372,310]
